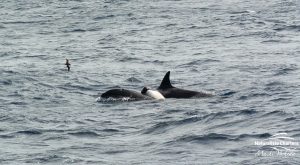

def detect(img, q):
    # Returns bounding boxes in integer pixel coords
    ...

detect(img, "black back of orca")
[101,88,150,100]
[157,71,213,98]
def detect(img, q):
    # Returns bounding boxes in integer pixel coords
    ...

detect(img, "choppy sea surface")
[1,0,300,164]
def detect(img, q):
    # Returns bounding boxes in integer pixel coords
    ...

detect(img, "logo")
[254,133,299,157]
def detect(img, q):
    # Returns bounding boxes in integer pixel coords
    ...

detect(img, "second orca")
[157,71,213,98]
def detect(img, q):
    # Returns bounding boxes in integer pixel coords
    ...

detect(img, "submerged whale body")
[157,71,213,98]
[101,88,150,100]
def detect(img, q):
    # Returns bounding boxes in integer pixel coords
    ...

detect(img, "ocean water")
[1,0,300,164]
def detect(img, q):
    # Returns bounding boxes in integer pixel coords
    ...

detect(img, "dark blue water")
[1,0,300,164]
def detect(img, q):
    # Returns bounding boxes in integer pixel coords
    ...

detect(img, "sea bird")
[65,59,71,71]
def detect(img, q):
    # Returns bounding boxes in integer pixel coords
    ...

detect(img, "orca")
[157,71,213,98]
[141,87,165,100]
[101,88,150,101]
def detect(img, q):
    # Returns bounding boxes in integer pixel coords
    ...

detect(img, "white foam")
[96,97,135,102]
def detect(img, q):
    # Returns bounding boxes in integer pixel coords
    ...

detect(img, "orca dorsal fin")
[158,71,174,89]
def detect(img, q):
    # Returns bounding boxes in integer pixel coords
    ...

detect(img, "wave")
[228,10,254,14]
[1,20,50,24]
[0,134,15,139]
[93,14,115,20]
[16,130,42,135]
[219,90,237,97]
[273,65,298,76]
[32,96,45,100]
[9,101,27,105]
[57,83,94,91]
[167,133,271,144]
[225,30,277,39]
[261,39,283,43]
[265,81,284,87]
[118,57,141,62]
[93,12,133,21]
[177,59,220,68]
[126,77,142,83]
[43,135,69,141]
[0,80,12,85]
[143,60,165,64]
[260,110,292,119]
[64,29,86,33]
[104,150,128,154]
[143,109,258,134]
[284,117,296,121]
[68,131,99,137]
[274,25,300,32]
[176,133,231,143]
[238,92,271,100]
[101,128,119,133]
[270,97,291,102]
[27,154,65,164]
[264,82,287,93]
